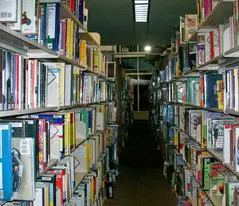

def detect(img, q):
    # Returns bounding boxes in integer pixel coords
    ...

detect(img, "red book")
[209,31,214,59]
[70,0,75,13]
[200,74,205,107]
[47,168,66,205]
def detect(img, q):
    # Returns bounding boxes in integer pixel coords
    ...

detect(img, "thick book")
[46,68,60,107]
[0,123,12,201]
[21,0,39,37]
[45,3,60,51]
[204,73,223,108]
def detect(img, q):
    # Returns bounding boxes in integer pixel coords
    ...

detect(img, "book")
[46,67,60,107]
[0,0,17,22]
[45,3,60,51]
[21,0,39,37]
[0,123,12,201]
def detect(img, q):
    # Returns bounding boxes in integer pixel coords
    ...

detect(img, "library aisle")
[105,120,176,206]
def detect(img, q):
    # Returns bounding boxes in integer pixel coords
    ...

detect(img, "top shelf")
[188,0,234,41]
[39,0,100,47]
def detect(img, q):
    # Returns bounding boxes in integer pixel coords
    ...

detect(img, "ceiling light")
[133,0,150,22]
[144,45,151,52]
[135,0,149,3]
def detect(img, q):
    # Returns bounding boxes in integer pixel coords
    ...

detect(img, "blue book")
[204,73,223,108]
[46,3,60,51]
[0,124,12,201]
[39,4,47,46]
[79,0,84,24]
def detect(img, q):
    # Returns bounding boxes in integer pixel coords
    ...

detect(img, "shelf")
[224,45,239,57]
[207,149,239,177]
[164,120,239,178]
[196,55,223,71]
[199,0,234,29]
[0,107,59,118]
[39,0,85,31]
[0,24,57,56]
[185,0,234,42]
[176,70,200,78]
[79,32,100,48]
[0,101,110,118]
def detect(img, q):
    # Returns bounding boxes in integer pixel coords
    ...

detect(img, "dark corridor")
[105,120,177,206]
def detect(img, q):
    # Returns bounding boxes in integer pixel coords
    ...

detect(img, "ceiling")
[87,0,196,48]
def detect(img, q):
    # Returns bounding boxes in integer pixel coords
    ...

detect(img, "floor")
[105,120,176,206]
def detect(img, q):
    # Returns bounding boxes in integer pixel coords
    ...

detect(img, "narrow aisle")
[105,120,176,206]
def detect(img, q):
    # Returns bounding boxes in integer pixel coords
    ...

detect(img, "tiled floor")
[105,120,176,206]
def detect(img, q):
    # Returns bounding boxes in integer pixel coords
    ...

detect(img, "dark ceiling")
[87,0,196,47]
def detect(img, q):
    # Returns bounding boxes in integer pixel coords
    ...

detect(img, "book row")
[0,111,118,204]
[0,0,88,40]
[162,104,239,172]
[170,0,239,71]
[158,70,238,111]
[161,109,239,206]
[0,0,107,73]
[0,49,115,111]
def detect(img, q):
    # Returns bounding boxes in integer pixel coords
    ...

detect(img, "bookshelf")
[0,0,118,205]
[154,0,239,205]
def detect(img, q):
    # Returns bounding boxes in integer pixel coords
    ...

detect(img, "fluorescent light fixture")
[144,45,151,52]
[134,0,149,3]
[134,0,150,22]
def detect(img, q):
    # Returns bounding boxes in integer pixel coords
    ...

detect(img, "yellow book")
[45,63,65,106]
[72,112,76,148]
[80,40,87,67]
[66,19,71,59]
[64,112,71,155]
[173,128,179,146]
[44,186,49,206]
[93,48,100,73]
[86,142,90,172]
[216,80,224,110]
[90,177,94,205]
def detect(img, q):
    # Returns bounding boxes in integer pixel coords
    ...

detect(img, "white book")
[33,187,43,206]
[18,55,24,110]
[0,0,17,22]
[45,63,65,106]
[64,65,73,106]
[33,60,38,109]
[205,32,210,62]
[223,24,230,53]
[235,128,239,172]
[50,124,63,160]
[75,113,87,141]
[223,125,232,164]
[28,60,33,109]
[7,0,22,30]
[71,144,87,173]
[46,68,60,107]
[189,110,201,143]
[21,0,38,35]
[96,112,104,131]
[234,69,239,111]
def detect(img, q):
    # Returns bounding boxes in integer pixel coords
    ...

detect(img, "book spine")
[235,68,239,111]
[6,52,11,110]
[0,50,3,111]
[15,54,19,110]
[217,80,224,110]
